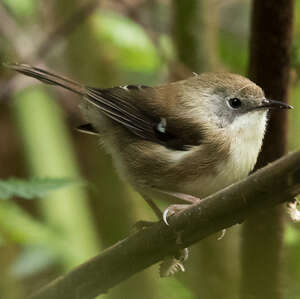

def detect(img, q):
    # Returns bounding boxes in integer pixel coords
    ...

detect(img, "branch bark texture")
[29,150,300,299]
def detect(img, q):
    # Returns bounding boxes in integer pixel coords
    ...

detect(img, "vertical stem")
[241,1,294,299]
[172,0,220,73]
[173,0,204,71]
[13,87,101,269]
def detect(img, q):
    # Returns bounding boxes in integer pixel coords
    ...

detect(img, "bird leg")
[154,189,201,204]
[142,193,163,219]
[141,189,201,225]
[130,193,162,234]
[153,190,201,225]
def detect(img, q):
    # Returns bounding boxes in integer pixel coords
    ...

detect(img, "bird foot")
[163,204,193,226]
[287,198,300,222]
[217,229,227,240]
[160,247,189,277]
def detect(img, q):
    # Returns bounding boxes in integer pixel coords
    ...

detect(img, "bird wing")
[4,63,201,150]
[85,86,200,151]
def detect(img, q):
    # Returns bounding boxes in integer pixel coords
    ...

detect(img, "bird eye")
[228,98,242,109]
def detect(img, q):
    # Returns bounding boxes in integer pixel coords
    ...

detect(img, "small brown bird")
[5,63,292,276]
[5,63,291,223]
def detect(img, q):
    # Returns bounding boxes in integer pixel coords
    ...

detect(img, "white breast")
[226,110,267,180]
[181,110,267,197]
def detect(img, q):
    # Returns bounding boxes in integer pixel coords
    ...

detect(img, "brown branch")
[242,1,294,298]
[29,150,300,299]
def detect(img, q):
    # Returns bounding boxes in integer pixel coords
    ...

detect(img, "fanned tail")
[4,63,84,95]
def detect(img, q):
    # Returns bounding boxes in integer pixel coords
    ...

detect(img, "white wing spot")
[121,85,129,91]
[157,118,167,133]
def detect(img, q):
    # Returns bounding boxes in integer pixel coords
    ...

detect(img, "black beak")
[259,98,293,110]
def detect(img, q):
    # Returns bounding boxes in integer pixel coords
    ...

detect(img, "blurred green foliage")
[0,1,299,299]
[92,11,161,72]
[0,201,61,248]
[2,0,36,18]
[219,33,248,74]
[0,177,81,200]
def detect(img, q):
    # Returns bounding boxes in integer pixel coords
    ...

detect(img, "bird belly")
[179,166,243,198]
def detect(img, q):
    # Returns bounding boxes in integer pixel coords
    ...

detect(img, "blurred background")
[0,0,300,298]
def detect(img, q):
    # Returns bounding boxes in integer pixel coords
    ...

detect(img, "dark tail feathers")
[4,63,84,95]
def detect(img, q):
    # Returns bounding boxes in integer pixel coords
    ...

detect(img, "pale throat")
[227,110,268,179]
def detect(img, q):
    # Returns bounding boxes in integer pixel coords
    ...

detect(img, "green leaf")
[92,10,161,72]
[0,201,62,249]
[0,177,82,200]
[1,0,36,18]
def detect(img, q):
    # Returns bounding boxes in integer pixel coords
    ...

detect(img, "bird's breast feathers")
[179,110,267,197]
[226,110,267,177]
